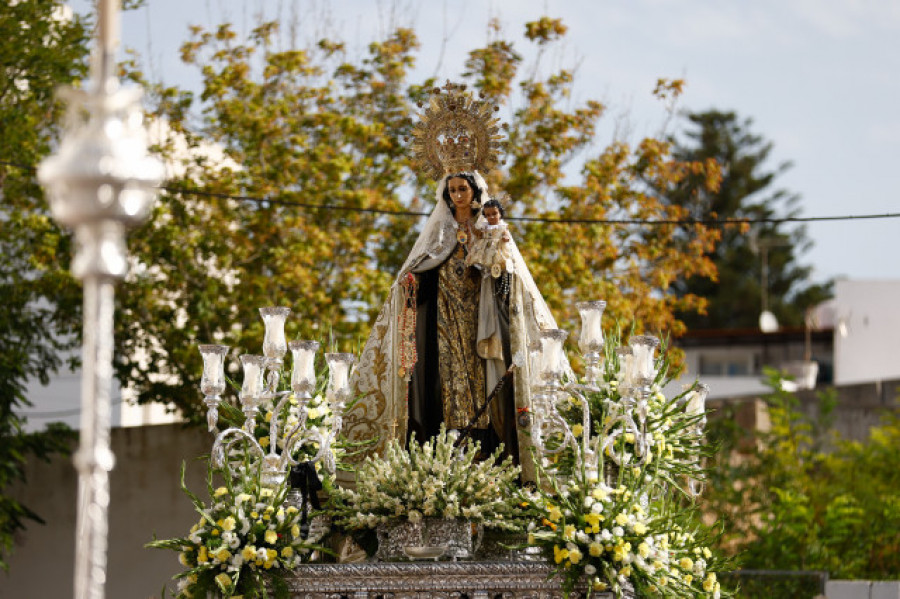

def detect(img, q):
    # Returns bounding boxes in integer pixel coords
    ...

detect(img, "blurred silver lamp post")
[203,307,353,488]
[37,1,164,598]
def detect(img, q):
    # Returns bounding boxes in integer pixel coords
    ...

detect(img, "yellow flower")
[291,524,301,538]
[572,424,584,437]
[584,513,601,533]
[307,407,320,419]
[259,436,270,448]
[615,512,629,526]
[638,542,650,558]
[680,557,694,571]
[589,542,603,557]
[620,565,632,577]
[624,433,635,443]
[214,487,228,497]
[197,546,208,564]
[210,529,220,537]
[251,511,259,519]
[568,548,583,564]
[684,574,693,585]
[633,522,647,535]
[553,545,569,564]
[222,516,236,532]
[265,411,274,423]
[281,546,294,558]
[178,552,191,566]
[286,506,299,516]
[591,487,608,501]
[547,505,563,523]
[563,524,576,540]
[703,573,717,592]
[215,548,231,562]
[592,581,609,591]
[241,545,256,561]
[703,547,712,558]
[267,548,277,561]
[265,530,278,544]
[215,572,232,590]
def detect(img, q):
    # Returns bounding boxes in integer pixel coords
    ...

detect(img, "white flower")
[585,564,597,575]
[612,526,624,537]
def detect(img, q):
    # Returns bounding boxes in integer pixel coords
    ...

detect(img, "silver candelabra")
[199,307,354,488]
[529,300,684,481]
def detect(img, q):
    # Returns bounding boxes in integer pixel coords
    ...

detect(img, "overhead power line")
[4,159,900,227]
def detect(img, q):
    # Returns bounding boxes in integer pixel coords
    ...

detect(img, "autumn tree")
[103,15,720,424]
[668,110,832,330]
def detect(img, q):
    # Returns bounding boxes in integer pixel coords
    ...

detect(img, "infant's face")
[483,206,501,225]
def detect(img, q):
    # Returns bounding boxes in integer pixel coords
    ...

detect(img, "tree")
[668,110,831,330]
[0,0,90,569]
[108,15,722,425]
[702,373,900,583]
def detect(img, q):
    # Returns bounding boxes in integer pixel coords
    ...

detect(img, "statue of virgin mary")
[344,82,564,480]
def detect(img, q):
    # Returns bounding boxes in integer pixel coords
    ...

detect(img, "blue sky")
[76,0,900,283]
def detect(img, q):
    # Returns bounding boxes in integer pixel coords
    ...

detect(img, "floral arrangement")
[328,426,525,531]
[525,331,731,598]
[147,464,322,599]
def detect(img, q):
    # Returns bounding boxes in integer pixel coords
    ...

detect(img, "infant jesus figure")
[466,198,513,278]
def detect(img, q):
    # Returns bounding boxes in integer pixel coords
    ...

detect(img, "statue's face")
[447,177,473,211]
[483,206,501,225]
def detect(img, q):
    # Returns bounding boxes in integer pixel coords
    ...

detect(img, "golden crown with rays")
[410,81,506,180]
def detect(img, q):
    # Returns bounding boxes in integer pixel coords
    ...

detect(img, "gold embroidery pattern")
[437,244,487,429]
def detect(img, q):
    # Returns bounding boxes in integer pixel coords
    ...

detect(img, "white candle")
[290,340,319,392]
[539,330,568,377]
[577,301,606,353]
[240,355,265,399]
[261,307,291,359]
[629,335,659,383]
[686,384,709,417]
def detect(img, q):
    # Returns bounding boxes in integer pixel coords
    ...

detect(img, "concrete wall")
[3,423,211,598]
[827,580,900,599]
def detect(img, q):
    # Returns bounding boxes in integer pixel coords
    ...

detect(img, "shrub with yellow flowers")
[525,330,732,598]
[147,463,322,598]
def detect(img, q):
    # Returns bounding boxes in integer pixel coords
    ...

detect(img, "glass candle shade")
[628,335,660,385]
[289,340,319,397]
[199,344,229,397]
[239,354,266,402]
[538,329,569,381]
[260,306,291,361]
[576,300,606,354]
[686,383,710,418]
[325,352,356,402]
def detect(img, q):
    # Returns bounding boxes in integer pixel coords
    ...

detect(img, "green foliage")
[0,0,90,570]
[703,371,900,581]
[668,110,832,330]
